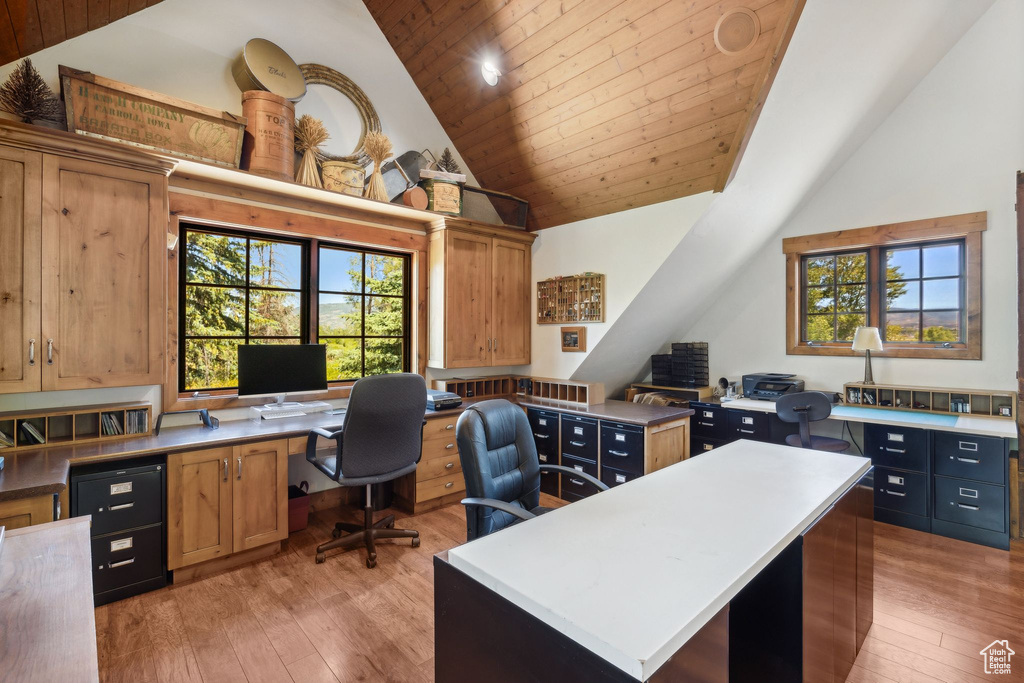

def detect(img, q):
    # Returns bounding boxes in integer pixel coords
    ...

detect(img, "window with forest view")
[180,224,409,393]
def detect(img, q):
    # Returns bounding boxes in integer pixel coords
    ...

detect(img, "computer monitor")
[237,344,328,405]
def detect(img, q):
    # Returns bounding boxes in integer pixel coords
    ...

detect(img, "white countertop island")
[446,440,872,681]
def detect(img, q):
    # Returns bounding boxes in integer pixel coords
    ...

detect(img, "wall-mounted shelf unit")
[432,376,605,407]
[537,273,605,324]
[0,403,152,452]
[843,383,1016,420]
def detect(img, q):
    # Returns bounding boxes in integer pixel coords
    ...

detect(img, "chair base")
[315,495,419,568]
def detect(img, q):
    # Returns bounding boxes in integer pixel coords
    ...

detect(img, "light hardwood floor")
[96,499,1023,682]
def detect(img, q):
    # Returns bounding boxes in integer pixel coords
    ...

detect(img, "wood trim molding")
[785,213,985,360]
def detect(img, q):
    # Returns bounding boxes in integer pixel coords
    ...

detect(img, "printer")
[427,389,463,411]
[742,373,805,401]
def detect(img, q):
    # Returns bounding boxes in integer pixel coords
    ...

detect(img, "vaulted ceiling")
[0,0,163,65]
[367,0,804,229]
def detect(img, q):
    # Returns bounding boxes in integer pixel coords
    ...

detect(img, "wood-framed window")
[179,222,411,393]
[784,212,984,359]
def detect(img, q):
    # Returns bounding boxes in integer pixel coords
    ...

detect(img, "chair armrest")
[306,427,344,473]
[461,498,537,522]
[538,464,610,492]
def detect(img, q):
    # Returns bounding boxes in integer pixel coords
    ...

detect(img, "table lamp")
[852,326,883,384]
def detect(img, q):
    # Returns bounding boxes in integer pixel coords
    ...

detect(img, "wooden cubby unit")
[843,383,1016,420]
[0,402,152,452]
[432,375,605,407]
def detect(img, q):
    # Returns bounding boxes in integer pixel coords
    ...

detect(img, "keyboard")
[260,410,307,420]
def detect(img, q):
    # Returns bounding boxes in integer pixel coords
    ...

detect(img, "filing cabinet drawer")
[692,437,726,455]
[601,466,639,489]
[74,466,163,536]
[691,405,726,440]
[600,421,644,475]
[933,432,1005,485]
[874,468,928,517]
[864,424,928,473]
[423,415,459,441]
[934,477,1005,533]
[90,524,164,595]
[561,415,598,462]
[528,409,560,456]
[561,454,599,500]
[416,473,465,503]
[538,451,560,496]
[418,454,462,480]
[728,410,768,441]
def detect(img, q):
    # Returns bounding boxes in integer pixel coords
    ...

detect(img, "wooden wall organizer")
[0,403,152,452]
[537,273,605,324]
[843,383,1016,420]
[432,375,605,407]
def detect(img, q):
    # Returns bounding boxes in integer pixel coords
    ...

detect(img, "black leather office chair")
[456,399,608,542]
[305,373,426,568]
[776,391,850,453]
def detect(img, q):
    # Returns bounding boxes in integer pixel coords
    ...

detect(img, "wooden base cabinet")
[0,494,55,530]
[395,412,466,514]
[427,221,534,369]
[167,440,288,570]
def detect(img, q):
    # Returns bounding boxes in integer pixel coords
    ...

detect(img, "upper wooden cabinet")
[428,221,535,369]
[0,123,172,394]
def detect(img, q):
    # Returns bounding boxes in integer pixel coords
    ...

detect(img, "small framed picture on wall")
[561,326,586,352]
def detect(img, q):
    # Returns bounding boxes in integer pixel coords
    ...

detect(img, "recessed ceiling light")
[481,62,500,86]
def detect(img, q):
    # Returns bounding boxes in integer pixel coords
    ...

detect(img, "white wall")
[528,193,714,379]
[679,0,1022,393]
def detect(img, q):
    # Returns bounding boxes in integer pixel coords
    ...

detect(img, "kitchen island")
[434,440,873,682]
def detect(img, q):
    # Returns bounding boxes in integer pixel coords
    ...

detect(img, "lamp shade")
[851,326,883,352]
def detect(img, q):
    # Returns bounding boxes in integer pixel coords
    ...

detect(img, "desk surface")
[717,397,1017,439]
[0,517,99,682]
[447,441,872,681]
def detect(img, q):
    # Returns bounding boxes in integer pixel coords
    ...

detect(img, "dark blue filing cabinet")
[560,415,599,502]
[689,401,797,454]
[864,423,931,533]
[526,408,560,496]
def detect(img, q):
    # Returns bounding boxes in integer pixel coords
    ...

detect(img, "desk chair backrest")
[776,391,834,449]
[456,399,541,539]
[340,373,427,478]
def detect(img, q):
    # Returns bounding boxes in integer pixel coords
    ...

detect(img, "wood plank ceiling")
[367,0,804,230]
[0,0,162,66]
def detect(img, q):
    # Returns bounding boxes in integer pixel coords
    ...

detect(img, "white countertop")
[446,441,872,680]
[719,397,1017,439]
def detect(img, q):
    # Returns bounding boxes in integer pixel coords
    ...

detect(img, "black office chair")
[776,391,850,453]
[305,373,427,568]
[455,399,608,542]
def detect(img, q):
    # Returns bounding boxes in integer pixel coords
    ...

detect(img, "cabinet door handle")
[28,339,35,366]
[884,447,905,454]
[223,458,229,482]
[444,481,454,489]
[570,440,586,447]
[487,338,492,350]
[955,456,981,464]
[46,338,54,365]
[958,441,978,452]
[108,502,134,511]
[955,502,980,511]
[444,462,454,470]
[608,450,628,457]
[494,338,498,351]
[108,557,135,569]
[237,456,242,480]
[884,490,906,497]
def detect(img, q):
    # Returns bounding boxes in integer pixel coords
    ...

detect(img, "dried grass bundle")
[294,115,330,188]
[363,130,392,202]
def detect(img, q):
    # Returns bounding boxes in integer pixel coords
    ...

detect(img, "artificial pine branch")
[0,59,63,123]
[436,147,461,174]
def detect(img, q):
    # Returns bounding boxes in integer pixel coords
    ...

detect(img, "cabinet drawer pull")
[608,450,628,457]
[884,490,906,497]
[223,458,228,482]
[698,422,714,427]
[883,447,905,454]
[955,456,980,464]
[108,557,135,569]
[534,433,549,439]
[444,481,454,489]
[28,339,35,366]
[445,462,454,470]
[955,502,980,511]
[958,441,978,452]
[108,502,134,511]
[569,440,586,447]
[445,424,454,430]
[445,443,455,450]
[739,429,755,434]
[569,478,585,486]
[237,456,242,480]
[46,338,53,365]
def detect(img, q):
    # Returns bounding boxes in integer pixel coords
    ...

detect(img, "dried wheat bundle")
[363,130,392,202]
[294,115,330,188]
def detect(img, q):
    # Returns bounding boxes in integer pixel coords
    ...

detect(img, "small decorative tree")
[0,59,64,124]
[436,147,461,174]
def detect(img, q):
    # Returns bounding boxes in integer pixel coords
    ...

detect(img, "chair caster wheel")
[366,557,377,569]
[332,528,342,538]
[315,553,326,564]
[411,537,421,548]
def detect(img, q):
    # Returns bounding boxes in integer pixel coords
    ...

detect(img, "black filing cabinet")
[690,402,728,455]
[527,408,560,496]
[71,456,168,605]
[690,401,797,455]
[931,431,1009,549]
[864,423,931,533]
[560,415,598,502]
[600,421,644,488]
